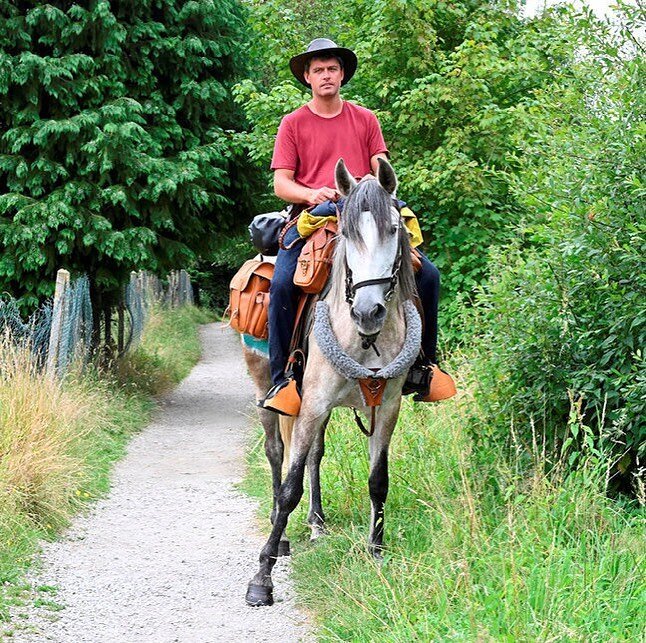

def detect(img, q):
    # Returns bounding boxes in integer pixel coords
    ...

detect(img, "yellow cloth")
[296,210,337,238]
[296,206,423,248]
[401,207,423,248]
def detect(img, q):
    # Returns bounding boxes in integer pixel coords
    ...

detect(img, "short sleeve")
[367,113,389,158]
[270,116,298,171]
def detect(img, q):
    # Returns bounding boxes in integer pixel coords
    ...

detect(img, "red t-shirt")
[270,101,388,191]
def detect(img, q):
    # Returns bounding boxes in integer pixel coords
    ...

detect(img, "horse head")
[334,157,415,341]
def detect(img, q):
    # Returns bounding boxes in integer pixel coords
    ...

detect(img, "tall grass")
[244,398,645,641]
[0,305,212,625]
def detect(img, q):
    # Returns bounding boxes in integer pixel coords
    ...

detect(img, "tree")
[234,0,569,299]
[0,0,250,310]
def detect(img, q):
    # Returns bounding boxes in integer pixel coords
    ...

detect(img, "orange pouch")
[228,259,274,339]
[293,220,337,294]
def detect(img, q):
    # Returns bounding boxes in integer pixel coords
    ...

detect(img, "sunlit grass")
[244,398,646,641]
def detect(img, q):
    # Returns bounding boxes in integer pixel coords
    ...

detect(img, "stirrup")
[402,359,432,396]
[414,364,457,403]
[260,378,302,416]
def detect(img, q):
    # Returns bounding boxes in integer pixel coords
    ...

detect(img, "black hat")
[289,38,357,88]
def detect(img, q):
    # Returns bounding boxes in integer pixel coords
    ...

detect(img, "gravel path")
[8,324,312,643]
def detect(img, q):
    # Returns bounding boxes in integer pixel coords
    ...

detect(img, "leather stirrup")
[417,365,457,402]
[261,379,302,416]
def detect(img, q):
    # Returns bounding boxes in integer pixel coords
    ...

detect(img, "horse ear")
[377,157,397,195]
[335,158,357,196]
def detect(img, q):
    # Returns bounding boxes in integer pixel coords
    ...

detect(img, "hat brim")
[289,47,357,88]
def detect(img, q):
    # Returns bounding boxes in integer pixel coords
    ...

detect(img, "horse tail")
[279,415,294,474]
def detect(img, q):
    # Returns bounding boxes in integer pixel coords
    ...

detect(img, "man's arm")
[274,168,338,205]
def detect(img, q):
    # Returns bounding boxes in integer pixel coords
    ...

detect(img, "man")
[261,38,452,416]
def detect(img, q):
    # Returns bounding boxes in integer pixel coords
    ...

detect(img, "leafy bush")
[467,3,645,491]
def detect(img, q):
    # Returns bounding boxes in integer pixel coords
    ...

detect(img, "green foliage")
[235,0,570,296]
[116,304,213,394]
[466,3,645,488]
[0,0,251,309]
[244,401,646,640]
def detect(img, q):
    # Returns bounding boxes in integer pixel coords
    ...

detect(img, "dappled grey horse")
[242,158,421,607]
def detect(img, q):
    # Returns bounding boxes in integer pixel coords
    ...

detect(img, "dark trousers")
[268,224,440,386]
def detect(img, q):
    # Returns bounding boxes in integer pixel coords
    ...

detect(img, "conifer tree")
[0,0,249,309]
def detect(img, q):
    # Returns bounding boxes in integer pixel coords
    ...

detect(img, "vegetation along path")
[11,324,311,642]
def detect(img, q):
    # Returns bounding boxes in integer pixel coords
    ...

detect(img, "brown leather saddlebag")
[293,219,337,294]
[228,259,274,339]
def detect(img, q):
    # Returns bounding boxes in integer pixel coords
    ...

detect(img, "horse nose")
[351,303,386,327]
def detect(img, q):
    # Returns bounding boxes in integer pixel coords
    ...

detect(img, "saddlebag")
[228,259,274,339]
[293,219,338,294]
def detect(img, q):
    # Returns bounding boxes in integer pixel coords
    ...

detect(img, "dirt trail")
[9,324,311,643]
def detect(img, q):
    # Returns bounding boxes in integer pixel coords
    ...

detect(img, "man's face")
[304,57,344,98]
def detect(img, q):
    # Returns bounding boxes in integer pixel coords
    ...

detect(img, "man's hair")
[304,55,344,74]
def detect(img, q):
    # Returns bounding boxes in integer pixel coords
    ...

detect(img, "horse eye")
[390,224,398,235]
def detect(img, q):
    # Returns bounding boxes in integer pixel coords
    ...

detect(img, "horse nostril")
[371,303,386,322]
[351,307,362,323]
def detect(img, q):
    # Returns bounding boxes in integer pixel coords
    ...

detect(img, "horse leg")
[367,397,401,560]
[246,412,326,606]
[258,407,290,556]
[242,345,289,555]
[307,413,330,540]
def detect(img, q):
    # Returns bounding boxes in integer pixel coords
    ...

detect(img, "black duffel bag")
[248,210,288,256]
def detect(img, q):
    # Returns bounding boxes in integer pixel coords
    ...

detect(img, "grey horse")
[243,158,420,607]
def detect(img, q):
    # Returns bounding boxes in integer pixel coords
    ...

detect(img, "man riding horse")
[260,38,454,415]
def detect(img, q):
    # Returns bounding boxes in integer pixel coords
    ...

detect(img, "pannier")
[227,259,274,339]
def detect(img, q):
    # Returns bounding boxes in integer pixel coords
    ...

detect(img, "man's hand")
[308,186,339,205]
[274,169,338,205]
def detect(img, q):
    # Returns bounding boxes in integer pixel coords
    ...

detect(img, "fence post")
[47,269,70,377]
[117,295,125,355]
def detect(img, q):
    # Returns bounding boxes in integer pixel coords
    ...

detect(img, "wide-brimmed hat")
[289,38,357,88]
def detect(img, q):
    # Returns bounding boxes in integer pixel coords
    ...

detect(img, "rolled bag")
[297,198,423,248]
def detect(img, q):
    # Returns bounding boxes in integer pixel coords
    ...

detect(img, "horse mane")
[330,177,417,305]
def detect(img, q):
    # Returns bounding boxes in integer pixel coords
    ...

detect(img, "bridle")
[342,200,403,307]
[313,192,421,437]
[339,199,404,352]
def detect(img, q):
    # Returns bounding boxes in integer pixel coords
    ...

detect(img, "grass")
[243,397,646,641]
[0,304,212,627]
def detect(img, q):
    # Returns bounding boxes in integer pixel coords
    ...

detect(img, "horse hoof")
[246,584,274,607]
[370,546,385,563]
[277,540,291,557]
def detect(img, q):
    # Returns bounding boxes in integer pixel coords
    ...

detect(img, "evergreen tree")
[0,0,249,309]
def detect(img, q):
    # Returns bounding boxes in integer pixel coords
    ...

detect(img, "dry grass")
[0,336,98,529]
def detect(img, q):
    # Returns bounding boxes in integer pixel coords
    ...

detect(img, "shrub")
[466,3,645,493]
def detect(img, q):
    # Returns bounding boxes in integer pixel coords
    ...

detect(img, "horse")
[242,157,421,607]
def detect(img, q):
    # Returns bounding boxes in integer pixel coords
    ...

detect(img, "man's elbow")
[273,175,286,200]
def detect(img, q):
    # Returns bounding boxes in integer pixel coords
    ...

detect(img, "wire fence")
[0,268,194,378]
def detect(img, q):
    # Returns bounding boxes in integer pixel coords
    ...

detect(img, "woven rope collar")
[312,300,421,381]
